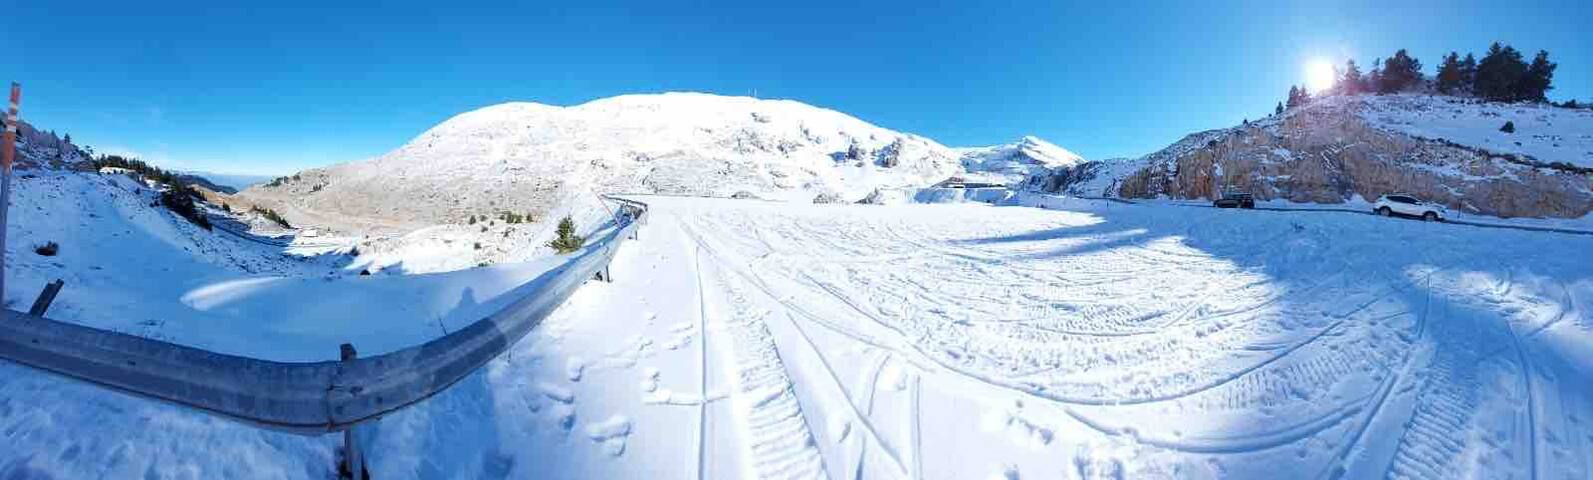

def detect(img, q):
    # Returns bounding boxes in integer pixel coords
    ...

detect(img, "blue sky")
[5,1,1590,175]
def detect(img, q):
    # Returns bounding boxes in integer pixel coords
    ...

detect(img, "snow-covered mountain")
[955,135,1085,183]
[1028,94,1593,218]
[238,92,992,230]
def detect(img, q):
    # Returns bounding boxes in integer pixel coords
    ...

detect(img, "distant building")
[932,177,1006,189]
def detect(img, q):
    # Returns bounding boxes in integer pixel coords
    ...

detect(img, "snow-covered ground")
[0,172,622,361]
[1361,94,1593,168]
[4,184,1592,478]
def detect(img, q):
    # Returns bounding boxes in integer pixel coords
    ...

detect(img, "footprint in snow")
[585,415,633,456]
[566,357,586,382]
[537,382,575,404]
[640,368,661,393]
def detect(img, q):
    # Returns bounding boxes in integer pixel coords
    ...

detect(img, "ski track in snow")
[632,196,1593,479]
[5,182,1592,479]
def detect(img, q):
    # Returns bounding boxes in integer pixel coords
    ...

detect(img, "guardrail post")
[27,279,64,316]
[339,343,367,480]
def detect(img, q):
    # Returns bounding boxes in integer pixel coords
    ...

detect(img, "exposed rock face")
[5,118,90,170]
[1036,97,1593,219]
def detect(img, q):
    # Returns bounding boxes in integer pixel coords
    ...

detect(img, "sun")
[1305,60,1337,93]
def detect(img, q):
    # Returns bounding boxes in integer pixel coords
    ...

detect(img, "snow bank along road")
[3,191,1591,479]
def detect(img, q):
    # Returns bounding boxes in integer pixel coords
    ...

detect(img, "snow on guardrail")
[0,198,647,435]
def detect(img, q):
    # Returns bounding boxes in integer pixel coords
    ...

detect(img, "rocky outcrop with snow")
[1029,94,1593,218]
[4,118,91,170]
[238,93,972,230]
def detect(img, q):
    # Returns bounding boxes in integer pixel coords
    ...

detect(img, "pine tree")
[546,216,585,254]
[1475,42,1528,101]
[1379,49,1422,93]
[1275,102,1284,115]
[1436,52,1465,94]
[1340,59,1363,95]
[1524,50,1556,102]
[1460,53,1478,88]
[1286,86,1300,108]
[1367,58,1384,94]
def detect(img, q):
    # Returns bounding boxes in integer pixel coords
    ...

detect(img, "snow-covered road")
[4,192,1591,479]
[575,196,1593,479]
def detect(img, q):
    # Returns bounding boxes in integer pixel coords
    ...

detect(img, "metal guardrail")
[0,199,647,437]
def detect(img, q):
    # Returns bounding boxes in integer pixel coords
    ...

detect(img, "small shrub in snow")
[546,216,585,254]
[1499,121,1515,133]
[34,241,59,256]
[497,211,532,224]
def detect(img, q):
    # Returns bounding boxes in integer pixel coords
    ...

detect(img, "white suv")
[1373,194,1447,221]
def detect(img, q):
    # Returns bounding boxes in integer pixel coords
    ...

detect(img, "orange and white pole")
[2,82,20,308]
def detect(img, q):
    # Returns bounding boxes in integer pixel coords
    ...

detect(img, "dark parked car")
[1213,191,1255,209]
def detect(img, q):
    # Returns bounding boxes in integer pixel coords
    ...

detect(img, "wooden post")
[339,343,366,480]
[27,279,64,316]
[1,83,20,307]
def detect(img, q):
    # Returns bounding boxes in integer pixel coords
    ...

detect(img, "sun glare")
[1306,60,1337,93]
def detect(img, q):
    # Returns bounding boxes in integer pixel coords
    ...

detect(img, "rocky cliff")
[1032,95,1593,219]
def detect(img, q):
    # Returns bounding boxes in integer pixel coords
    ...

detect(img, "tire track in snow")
[692,239,711,480]
[683,217,907,478]
[1380,267,1496,480]
[850,353,896,480]
[692,241,829,479]
[796,267,1395,406]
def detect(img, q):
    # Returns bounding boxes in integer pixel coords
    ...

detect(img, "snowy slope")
[0,170,629,360]
[237,92,970,230]
[1362,94,1593,168]
[955,135,1086,183]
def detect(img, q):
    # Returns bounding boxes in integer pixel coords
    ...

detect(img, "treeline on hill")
[93,154,212,230]
[1277,42,1564,114]
[251,206,292,229]
[264,174,301,187]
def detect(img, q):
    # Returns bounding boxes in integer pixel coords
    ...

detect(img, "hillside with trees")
[1283,42,1566,108]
